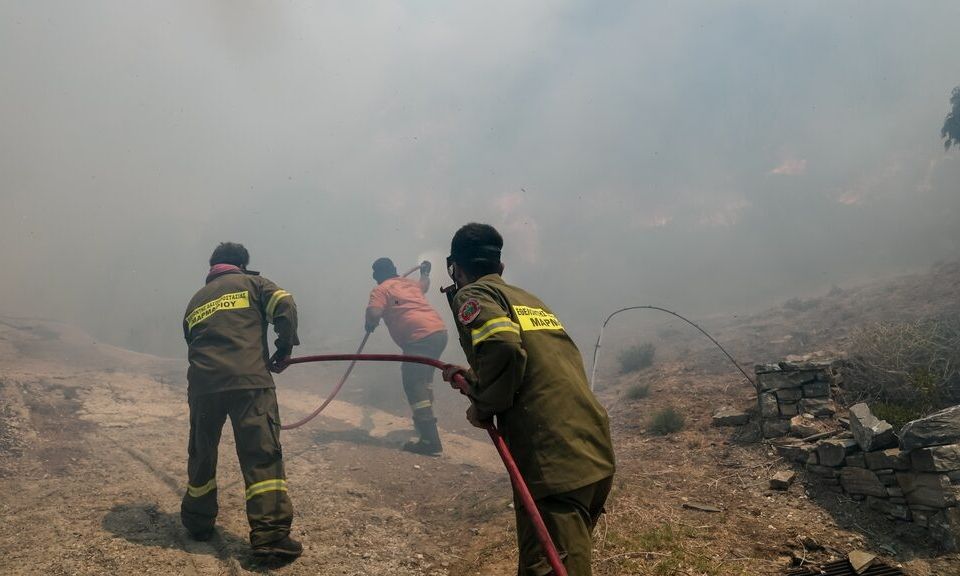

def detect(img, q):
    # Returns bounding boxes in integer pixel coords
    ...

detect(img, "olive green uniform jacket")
[449,274,615,499]
[184,268,299,397]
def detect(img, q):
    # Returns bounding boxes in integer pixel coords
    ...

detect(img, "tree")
[943,86,960,150]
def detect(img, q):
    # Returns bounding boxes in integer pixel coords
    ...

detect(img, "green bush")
[872,402,924,430]
[649,406,685,435]
[625,383,650,400]
[618,343,656,374]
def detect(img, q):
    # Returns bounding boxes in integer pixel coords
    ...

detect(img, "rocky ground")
[1,262,959,575]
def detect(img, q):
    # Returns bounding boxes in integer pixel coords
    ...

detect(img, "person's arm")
[262,279,299,357]
[469,340,526,420]
[418,260,431,293]
[365,306,383,333]
[365,285,387,333]
[453,287,525,421]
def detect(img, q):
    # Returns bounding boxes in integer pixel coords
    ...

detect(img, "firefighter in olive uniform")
[181,242,302,560]
[444,224,615,576]
[365,257,448,454]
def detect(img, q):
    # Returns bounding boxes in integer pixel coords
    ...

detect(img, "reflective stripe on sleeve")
[245,478,287,500]
[186,477,217,498]
[470,316,521,346]
[410,400,432,410]
[265,290,291,318]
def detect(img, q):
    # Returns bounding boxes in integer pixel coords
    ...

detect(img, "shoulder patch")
[457,299,482,325]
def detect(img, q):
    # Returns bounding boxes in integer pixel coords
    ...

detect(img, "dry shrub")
[625,382,651,400]
[618,343,656,374]
[841,316,960,418]
[649,406,685,435]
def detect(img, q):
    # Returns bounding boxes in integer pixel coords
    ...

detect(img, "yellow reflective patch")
[470,316,520,346]
[186,291,250,330]
[245,478,287,500]
[266,290,291,318]
[512,305,564,332]
[186,477,217,498]
[410,400,432,410]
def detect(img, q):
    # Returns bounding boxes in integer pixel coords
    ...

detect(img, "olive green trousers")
[180,388,294,547]
[515,475,613,576]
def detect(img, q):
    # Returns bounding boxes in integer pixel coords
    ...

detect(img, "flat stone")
[910,444,960,472]
[846,453,866,468]
[865,448,910,471]
[775,442,815,463]
[758,370,816,391]
[912,509,933,528]
[770,470,796,490]
[900,405,960,451]
[807,451,820,465]
[800,398,836,418]
[887,486,904,498]
[759,393,779,417]
[776,388,803,403]
[840,467,887,497]
[949,470,960,484]
[712,407,751,427]
[933,507,960,552]
[876,469,898,486]
[779,361,831,372]
[807,464,840,478]
[848,403,897,451]
[867,496,911,521]
[802,381,831,398]
[789,415,820,438]
[896,472,958,508]
[817,438,858,467]
[754,363,782,375]
[762,419,791,438]
[848,550,877,574]
[779,402,799,417]
[681,502,721,513]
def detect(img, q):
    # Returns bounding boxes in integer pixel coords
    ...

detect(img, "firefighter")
[365,257,448,455]
[181,242,302,560]
[443,224,616,576]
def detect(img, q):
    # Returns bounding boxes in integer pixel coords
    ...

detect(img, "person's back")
[365,257,448,455]
[185,269,296,396]
[369,276,446,347]
[452,274,615,497]
[444,223,615,575]
[180,243,302,561]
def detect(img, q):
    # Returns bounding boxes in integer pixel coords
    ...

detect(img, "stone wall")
[755,361,838,438]
[776,404,960,550]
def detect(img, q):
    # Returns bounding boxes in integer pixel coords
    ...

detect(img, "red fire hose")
[281,265,418,431]
[277,352,568,576]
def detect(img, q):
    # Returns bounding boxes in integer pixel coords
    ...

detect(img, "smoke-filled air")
[2,2,960,575]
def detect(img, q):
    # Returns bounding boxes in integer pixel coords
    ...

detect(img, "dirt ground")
[1,311,958,575]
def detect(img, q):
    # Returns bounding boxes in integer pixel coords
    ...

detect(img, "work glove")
[269,344,293,373]
[441,364,476,393]
[420,260,431,276]
[466,403,492,429]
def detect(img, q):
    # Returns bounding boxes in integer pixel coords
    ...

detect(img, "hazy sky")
[2,1,958,357]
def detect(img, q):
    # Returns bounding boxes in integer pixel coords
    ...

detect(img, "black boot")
[253,535,303,559]
[403,416,442,455]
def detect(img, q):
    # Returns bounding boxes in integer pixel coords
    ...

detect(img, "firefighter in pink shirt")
[365,258,448,454]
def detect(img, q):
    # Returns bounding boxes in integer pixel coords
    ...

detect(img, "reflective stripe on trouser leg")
[181,393,228,536]
[229,388,294,547]
[400,330,447,415]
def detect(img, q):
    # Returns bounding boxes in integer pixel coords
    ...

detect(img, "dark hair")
[371,257,398,281]
[209,242,250,267]
[450,223,503,277]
